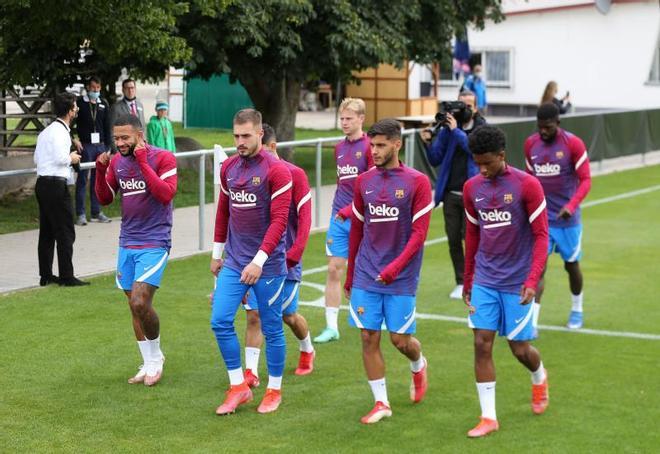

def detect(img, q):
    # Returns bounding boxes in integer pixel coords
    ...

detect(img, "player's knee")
[564,261,580,274]
[246,311,261,329]
[210,316,234,335]
[360,329,380,349]
[389,334,410,352]
[282,313,296,328]
[129,296,149,317]
[474,336,494,356]
[508,342,529,361]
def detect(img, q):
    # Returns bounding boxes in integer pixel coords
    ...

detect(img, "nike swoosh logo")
[366,190,374,194]
[531,156,538,159]
[515,317,524,324]
[227,177,234,181]
[266,279,274,284]
[403,310,414,320]
[117,169,124,173]
[144,265,153,270]
[337,154,344,159]
[476,197,485,202]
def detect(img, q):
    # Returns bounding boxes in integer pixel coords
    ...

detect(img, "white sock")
[368,378,389,406]
[268,375,282,390]
[476,382,497,420]
[531,362,546,385]
[298,333,314,353]
[410,354,425,373]
[137,340,150,364]
[228,367,244,386]
[571,292,583,312]
[532,302,541,328]
[146,336,163,362]
[325,307,339,331]
[245,347,261,373]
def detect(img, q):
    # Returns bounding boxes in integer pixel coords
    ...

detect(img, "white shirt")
[34,119,73,179]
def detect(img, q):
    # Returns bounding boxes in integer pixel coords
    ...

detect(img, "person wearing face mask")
[463,65,487,115]
[72,76,113,225]
[111,78,146,134]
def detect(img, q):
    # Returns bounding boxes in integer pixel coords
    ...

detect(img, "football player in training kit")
[524,103,591,330]
[95,114,178,387]
[462,125,550,437]
[315,98,374,343]
[210,109,292,415]
[345,119,433,424]
[242,124,315,388]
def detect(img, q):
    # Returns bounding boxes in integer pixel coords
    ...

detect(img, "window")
[440,49,513,88]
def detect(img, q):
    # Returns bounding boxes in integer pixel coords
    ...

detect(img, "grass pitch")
[1,165,660,452]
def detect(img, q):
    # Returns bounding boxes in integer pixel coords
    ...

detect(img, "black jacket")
[73,95,112,146]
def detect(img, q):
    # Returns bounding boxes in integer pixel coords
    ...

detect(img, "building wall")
[441,1,660,109]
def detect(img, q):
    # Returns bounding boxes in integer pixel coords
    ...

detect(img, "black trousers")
[35,177,76,279]
[442,191,466,285]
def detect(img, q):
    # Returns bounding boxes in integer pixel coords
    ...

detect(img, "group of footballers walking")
[94,94,590,437]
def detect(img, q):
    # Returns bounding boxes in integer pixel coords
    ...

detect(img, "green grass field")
[1,165,660,452]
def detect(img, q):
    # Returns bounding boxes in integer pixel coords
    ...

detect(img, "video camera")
[427,101,473,136]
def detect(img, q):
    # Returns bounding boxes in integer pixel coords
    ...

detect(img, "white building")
[438,0,660,111]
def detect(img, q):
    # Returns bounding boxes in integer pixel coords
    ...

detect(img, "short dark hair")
[468,125,506,155]
[122,78,136,88]
[233,108,262,127]
[367,118,402,140]
[537,102,560,121]
[262,123,276,145]
[86,75,101,87]
[114,113,143,130]
[53,92,77,118]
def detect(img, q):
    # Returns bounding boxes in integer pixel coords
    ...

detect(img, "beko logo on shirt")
[534,162,561,176]
[478,209,512,229]
[120,179,146,194]
[337,164,358,180]
[230,189,257,207]
[368,203,399,222]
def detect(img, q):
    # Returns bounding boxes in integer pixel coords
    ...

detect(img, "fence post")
[315,140,323,229]
[198,154,205,251]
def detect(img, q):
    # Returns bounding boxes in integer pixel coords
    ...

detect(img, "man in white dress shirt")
[33,92,89,287]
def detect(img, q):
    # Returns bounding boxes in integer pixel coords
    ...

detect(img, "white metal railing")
[0,129,422,250]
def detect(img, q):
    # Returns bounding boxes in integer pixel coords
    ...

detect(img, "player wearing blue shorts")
[463,125,550,437]
[241,124,315,388]
[210,110,292,415]
[344,119,433,424]
[315,98,373,343]
[525,103,592,330]
[95,114,177,387]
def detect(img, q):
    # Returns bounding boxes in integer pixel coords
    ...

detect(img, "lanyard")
[90,102,97,133]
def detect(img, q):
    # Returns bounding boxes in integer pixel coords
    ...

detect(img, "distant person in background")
[147,102,176,152]
[34,92,89,287]
[111,79,146,130]
[463,65,487,114]
[540,81,571,114]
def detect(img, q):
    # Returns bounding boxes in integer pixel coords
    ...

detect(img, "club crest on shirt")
[556,150,564,159]
[355,151,362,159]
[395,189,404,199]
[252,176,261,186]
[504,193,513,204]
[357,306,365,315]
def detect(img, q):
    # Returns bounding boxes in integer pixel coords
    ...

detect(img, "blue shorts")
[468,284,535,341]
[348,287,416,334]
[116,247,169,290]
[244,279,300,316]
[549,224,583,262]
[326,215,351,258]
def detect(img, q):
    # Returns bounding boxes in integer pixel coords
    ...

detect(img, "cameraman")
[421,89,486,300]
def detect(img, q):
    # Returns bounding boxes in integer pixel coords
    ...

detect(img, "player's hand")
[72,138,83,153]
[344,285,351,300]
[420,128,432,143]
[210,258,223,276]
[240,263,262,285]
[558,207,573,220]
[446,113,458,131]
[334,213,346,222]
[519,286,536,305]
[286,258,298,269]
[375,274,385,284]
[69,151,81,165]
[463,288,476,314]
[96,151,111,167]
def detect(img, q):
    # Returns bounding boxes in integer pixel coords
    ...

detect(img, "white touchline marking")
[582,184,660,208]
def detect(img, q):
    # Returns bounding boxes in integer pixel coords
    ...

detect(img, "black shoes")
[59,277,90,287]
[39,275,60,286]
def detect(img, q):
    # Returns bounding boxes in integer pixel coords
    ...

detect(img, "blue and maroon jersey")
[214,149,292,277]
[332,133,373,215]
[95,145,177,250]
[463,165,549,293]
[524,128,591,228]
[345,164,433,295]
[282,160,312,282]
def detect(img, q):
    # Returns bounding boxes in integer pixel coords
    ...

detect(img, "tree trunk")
[241,74,301,162]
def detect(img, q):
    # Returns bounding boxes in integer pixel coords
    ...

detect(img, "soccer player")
[210,109,292,415]
[315,97,374,343]
[344,118,433,424]
[95,114,178,386]
[524,103,591,330]
[242,124,315,387]
[463,125,549,437]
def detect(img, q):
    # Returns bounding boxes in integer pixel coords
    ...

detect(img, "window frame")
[439,47,514,89]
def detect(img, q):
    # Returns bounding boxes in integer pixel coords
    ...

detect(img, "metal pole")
[315,140,323,229]
[198,154,205,250]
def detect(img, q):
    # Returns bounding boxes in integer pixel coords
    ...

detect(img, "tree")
[179,0,502,154]
[0,0,191,100]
